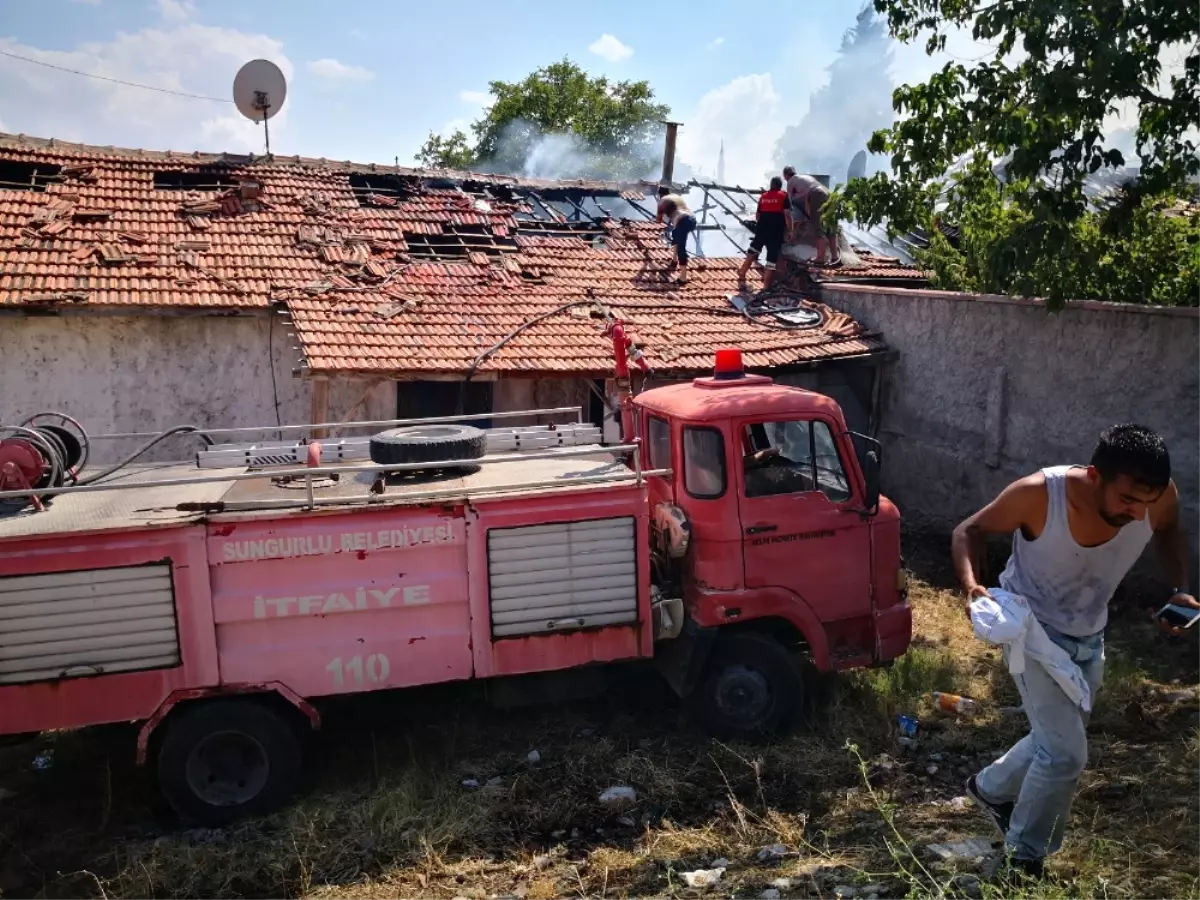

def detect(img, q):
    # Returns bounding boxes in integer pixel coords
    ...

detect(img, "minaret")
[717,139,726,184]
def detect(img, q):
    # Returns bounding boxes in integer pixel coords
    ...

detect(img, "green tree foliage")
[416,60,670,181]
[835,0,1199,307]
[416,131,475,171]
[775,5,895,185]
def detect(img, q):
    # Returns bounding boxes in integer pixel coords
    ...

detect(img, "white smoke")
[479,117,664,183]
[519,130,593,180]
[470,118,758,258]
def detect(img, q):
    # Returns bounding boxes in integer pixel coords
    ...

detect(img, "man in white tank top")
[951,424,1196,879]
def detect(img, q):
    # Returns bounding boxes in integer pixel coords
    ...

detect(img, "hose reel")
[0,412,90,511]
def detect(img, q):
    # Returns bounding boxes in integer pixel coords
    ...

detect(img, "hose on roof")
[77,426,214,486]
[456,300,593,414]
[453,289,845,414]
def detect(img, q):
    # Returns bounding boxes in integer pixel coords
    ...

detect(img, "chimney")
[660,121,681,186]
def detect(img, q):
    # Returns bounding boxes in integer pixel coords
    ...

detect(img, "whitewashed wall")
[0,311,395,463]
[819,284,1200,583]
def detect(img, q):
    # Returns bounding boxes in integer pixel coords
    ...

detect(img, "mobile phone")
[1156,603,1200,629]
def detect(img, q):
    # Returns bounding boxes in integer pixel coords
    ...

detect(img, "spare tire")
[369,424,488,467]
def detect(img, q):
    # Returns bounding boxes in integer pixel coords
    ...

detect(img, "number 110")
[325,653,390,689]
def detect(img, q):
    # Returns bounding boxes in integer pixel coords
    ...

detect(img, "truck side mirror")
[864,450,881,515]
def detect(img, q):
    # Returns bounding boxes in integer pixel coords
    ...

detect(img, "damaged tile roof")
[0,133,896,375]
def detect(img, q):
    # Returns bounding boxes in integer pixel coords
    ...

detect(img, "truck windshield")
[743,420,850,501]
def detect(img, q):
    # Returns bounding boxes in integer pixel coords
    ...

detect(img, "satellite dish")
[233,59,287,154]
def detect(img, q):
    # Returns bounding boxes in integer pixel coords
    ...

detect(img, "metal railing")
[187,467,673,513]
[89,406,584,441]
[0,443,657,509]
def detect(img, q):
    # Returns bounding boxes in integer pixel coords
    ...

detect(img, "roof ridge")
[0,131,663,193]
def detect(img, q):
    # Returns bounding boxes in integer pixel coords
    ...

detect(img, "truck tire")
[690,632,804,740]
[156,700,303,826]
[369,425,487,467]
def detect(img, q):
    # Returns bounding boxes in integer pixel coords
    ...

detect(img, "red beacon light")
[713,348,745,380]
[695,347,770,389]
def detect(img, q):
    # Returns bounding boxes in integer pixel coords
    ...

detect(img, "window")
[683,427,726,499]
[743,420,851,502]
[153,169,237,190]
[647,416,670,470]
[0,161,62,192]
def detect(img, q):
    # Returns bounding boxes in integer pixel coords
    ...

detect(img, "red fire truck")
[0,342,910,823]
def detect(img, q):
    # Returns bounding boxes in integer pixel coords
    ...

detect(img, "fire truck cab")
[636,349,910,735]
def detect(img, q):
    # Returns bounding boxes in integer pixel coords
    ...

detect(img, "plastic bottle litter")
[897,713,920,737]
[598,785,637,807]
[929,691,979,713]
[680,866,725,888]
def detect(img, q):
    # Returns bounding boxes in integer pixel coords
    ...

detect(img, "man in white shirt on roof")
[782,166,840,266]
[656,186,697,285]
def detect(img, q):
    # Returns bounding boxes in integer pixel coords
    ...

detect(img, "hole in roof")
[154,169,238,190]
[422,177,460,191]
[514,219,606,242]
[0,161,63,192]
[512,190,618,230]
[349,172,419,204]
[403,227,514,261]
[538,187,622,202]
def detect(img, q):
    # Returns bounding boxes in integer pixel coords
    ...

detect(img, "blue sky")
[0,0,985,185]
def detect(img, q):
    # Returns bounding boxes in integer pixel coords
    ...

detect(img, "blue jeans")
[976,625,1104,861]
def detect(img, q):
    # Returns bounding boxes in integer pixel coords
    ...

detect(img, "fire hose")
[0,413,211,511]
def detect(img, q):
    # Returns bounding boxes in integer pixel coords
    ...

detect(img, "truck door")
[735,416,872,624]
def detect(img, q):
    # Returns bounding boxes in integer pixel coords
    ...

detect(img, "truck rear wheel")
[157,700,302,825]
[690,632,804,740]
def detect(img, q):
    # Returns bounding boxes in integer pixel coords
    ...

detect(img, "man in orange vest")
[738,176,792,289]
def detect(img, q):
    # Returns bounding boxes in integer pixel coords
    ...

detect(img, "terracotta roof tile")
[0,133,892,374]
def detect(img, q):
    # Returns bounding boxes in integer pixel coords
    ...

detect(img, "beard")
[1099,509,1134,527]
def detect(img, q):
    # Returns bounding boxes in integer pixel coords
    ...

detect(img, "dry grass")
[0,564,1196,899]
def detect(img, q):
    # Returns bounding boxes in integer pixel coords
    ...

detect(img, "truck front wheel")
[690,632,804,739]
[156,700,303,825]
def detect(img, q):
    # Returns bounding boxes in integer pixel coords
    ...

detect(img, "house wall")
[0,312,396,463]
[492,378,591,427]
[774,365,876,438]
[819,284,1200,582]
[4,301,971,532]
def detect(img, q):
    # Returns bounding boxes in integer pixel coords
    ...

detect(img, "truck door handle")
[746,524,777,535]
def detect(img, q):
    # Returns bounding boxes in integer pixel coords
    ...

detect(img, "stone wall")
[818,284,1200,582]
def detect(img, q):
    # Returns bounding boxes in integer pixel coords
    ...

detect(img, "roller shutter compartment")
[488,518,638,638]
[0,563,180,684]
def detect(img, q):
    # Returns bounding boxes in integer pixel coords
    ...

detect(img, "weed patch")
[0,576,1195,899]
